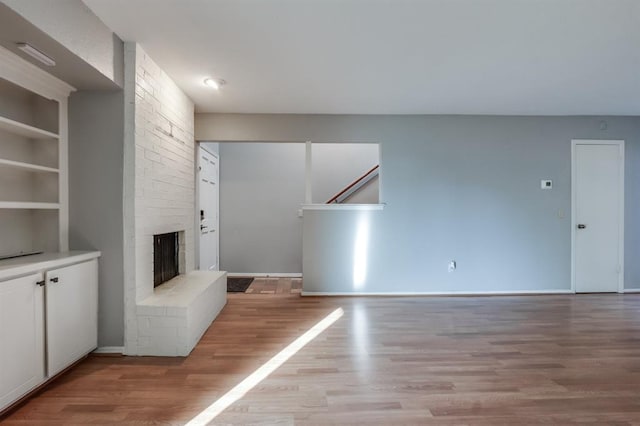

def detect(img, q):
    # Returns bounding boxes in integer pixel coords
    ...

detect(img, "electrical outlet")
[448,260,456,272]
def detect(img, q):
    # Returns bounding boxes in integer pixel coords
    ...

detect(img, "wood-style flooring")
[3,288,640,425]
[244,277,302,295]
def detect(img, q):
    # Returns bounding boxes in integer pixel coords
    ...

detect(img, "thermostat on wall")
[541,180,553,189]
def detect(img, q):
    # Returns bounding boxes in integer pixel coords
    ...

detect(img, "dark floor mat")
[227,277,254,293]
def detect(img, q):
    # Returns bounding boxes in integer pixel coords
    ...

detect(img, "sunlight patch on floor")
[184,307,345,425]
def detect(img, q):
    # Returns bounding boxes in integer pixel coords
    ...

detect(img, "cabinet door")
[46,259,98,377]
[0,273,45,411]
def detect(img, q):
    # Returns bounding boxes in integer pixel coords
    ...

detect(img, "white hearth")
[137,270,227,356]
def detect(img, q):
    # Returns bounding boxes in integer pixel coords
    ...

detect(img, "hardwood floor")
[244,277,302,295]
[3,292,640,425]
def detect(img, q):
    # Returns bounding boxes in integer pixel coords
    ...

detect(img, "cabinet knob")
[50,277,59,283]
[36,280,45,287]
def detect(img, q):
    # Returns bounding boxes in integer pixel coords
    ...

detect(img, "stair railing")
[326,165,379,204]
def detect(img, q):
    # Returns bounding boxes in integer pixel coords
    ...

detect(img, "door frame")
[195,142,220,270]
[571,139,625,293]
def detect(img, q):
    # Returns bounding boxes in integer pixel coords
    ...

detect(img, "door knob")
[577,224,587,229]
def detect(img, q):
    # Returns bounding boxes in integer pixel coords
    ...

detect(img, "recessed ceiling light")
[16,43,56,66]
[204,78,225,90]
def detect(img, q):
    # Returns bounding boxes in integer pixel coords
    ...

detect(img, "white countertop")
[0,251,101,281]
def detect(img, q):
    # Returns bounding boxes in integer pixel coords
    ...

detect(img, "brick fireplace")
[122,44,226,356]
[123,43,200,356]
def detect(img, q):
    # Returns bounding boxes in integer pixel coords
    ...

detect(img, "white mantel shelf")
[0,251,101,281]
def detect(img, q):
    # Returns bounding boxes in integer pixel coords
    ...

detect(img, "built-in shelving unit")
[0,46,88,415]
[0,45,74,258]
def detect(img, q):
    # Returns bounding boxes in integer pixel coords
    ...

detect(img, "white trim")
[305,141,312,204]
[301,289,574,296]
[378,143,384,202]
[195,145,201,269]
[227,272,302,278]
[301,203,385,211]
[622,288,640,293]
[93,346,124,355]
[0,45,75,101]
[571,139,625,294]
[58,97,69,251]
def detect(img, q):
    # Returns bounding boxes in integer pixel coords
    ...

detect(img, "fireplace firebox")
[154,232,179,287]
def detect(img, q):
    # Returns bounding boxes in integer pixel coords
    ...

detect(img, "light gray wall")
[196,114,640,292]
[69,90,124,346]
[219,143,305,273]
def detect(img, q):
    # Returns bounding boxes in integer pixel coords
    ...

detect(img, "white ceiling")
[84,0,640,115]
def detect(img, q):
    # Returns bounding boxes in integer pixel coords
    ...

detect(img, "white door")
[46,259,98,376]
[573,140,624,293]
[0,273,44,411]
[198,146,219,270]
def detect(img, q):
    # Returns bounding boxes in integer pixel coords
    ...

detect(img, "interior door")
[573,141,624,293]
[198,146,219,271]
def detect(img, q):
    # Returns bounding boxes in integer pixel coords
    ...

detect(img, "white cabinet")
[0,253,99,412]
[46,259,98,376]
[0,273,45,410]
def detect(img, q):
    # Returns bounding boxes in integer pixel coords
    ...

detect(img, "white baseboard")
[93,346,124,354]
[227,272,302,278]
[623,288,640,293]
[301,289,575,296]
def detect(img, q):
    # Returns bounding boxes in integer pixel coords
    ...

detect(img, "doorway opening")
[196,141,380,294]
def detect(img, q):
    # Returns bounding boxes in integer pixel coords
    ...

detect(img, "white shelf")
[301,203,386,211]
[0,116,58,140]
[0,202,60,210]
[0,158,58,174]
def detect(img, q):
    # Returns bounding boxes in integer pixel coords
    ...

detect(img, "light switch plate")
[541,180,553,189]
